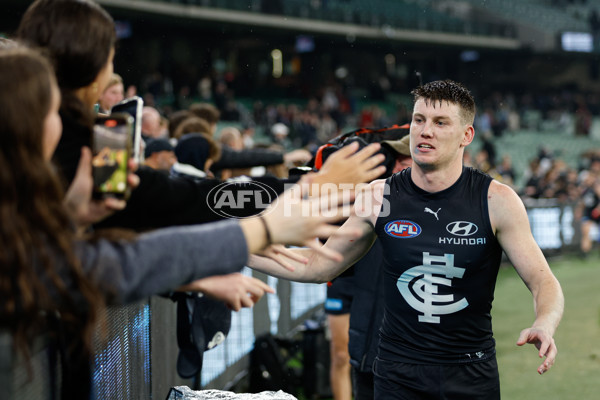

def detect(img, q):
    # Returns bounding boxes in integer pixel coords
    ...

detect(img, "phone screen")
[92,114,133,199]
[111,96,143,162]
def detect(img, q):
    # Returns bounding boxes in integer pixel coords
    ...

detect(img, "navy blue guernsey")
[374,166,503,364]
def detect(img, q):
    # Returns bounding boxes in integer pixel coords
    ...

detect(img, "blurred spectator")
[144,138,177,172]
[241,123,257,149]
[97,73,124,113]
[480,132,497,167]
[189,102,220,135]
[173,116,212,141]
[172,133,221,180]
[219,127,244,151]
[218,127,248,179]
[578,173,600,257]
[142,106,168,141]
[271,122,293,150]
[317,112,338,143]
[125,84,137,99]
[574,96,592,136]
[522,159,543,199]
[167,109,194,139]
[496,155,516,187]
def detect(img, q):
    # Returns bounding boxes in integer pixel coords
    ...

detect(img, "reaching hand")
[257,244,309,272]
[261,175,364,262]
[176,273,275,311]
[516,327,557,374]
[64,147,140,230]
[283,149,312,165]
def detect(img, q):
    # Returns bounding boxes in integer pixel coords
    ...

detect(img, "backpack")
[308,124,409,177]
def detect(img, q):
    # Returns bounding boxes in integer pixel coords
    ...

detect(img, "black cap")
[144,138,174,158]
[176,295,231,379]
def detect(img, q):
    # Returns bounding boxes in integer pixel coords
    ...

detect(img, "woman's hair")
[16,0,117,124]
[188,102,221,126]
[0,48,103,365]
[167,109,193,138]
[174,116,211,139]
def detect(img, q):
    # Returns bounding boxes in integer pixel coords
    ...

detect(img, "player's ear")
[461,125,474,148]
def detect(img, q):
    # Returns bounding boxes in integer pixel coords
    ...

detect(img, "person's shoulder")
[488,179,525,217]
[488,178,517,198]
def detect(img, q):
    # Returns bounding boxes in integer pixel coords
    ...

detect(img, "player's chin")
[413,158,437,171]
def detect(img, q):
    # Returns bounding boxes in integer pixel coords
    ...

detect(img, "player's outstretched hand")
[516,327,557,375]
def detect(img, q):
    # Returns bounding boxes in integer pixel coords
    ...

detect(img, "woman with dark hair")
[0,47,361,400]
[0,46,106,399]
[17,0,118,187]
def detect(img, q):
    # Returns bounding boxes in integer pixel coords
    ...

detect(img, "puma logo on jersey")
[424,207,441,220]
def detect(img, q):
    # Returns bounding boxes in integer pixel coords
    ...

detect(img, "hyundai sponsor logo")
[385,220,422,238]
[446,221,478,237]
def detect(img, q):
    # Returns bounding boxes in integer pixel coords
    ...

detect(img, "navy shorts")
[373,357,500,400]
[324,274,354,315]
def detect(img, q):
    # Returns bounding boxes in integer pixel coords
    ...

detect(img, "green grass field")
[494,252,600,399]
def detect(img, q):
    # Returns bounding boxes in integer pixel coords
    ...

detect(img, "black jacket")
[348,239,385,372]
[211,146,285,171]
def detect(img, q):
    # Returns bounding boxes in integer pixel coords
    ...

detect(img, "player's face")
[409,98,473,171]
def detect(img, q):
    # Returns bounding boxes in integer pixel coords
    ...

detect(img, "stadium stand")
[121,0,516,38]
[453,0,591,35]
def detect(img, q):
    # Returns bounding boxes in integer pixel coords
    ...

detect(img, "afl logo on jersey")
[385,220,422,238]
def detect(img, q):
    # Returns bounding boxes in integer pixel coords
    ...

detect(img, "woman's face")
[83,47,115,108]
[42,83,62,160]
[97,47,115,94]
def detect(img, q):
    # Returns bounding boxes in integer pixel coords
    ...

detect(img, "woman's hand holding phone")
[64,147,139,232]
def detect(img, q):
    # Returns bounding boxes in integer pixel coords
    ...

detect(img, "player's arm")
[488,180,564,375]
[249,218,376,283]
[248,180,385,283]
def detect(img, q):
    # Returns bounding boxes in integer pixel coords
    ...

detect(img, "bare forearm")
[531,276,564,335]
[248,222,376,283]
[239,217,269,254]
[248,249,332,283]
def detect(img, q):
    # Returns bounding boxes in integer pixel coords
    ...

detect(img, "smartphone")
[111,96,144,163]
[92,113,134,199]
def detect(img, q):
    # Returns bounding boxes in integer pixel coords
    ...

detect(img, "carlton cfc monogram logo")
[397,252,469,323]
